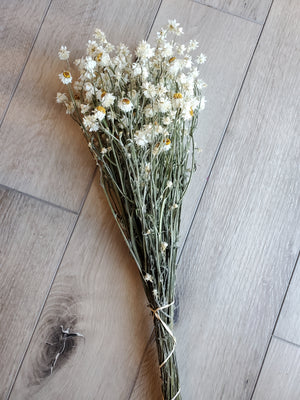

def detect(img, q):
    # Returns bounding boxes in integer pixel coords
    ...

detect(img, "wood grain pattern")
[275,258,300,346]
[0,188,75,399]
[194,0,272,23]
[130,0,300,398]
[0,0,50,121]
[0,0,161,212]
[149,0,260,248]
[10,176,154,399]
[252,338,300,400]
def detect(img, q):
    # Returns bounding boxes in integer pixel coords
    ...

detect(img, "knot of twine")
[150,302,181,400]
[150,301,177,369]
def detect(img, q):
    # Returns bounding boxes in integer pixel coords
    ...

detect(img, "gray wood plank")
[0,0,50,122]
[194,0,272,23]
[130,0,300,398]
[0,0,161,212]
[149,0,260,249]
[0,188,75,399]
[275,258,300,346]
[10,175,153,399]
[252,338,300,400]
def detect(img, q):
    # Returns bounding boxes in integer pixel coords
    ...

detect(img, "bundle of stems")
[56,20,206,399]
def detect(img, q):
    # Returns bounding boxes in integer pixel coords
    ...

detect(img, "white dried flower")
[160,242,168,252]
[93,29,107,43]
[118,98,133,113]
[59,71,72,85]
[167,20,184,36]
[94,106,106,121]
[196,53,207,64]
[187,40,199,52]
[56,92,68,103]
[83,114,99,132]
[134,129,149,147]
[144,273,153,283]
[166,181,173,188]
[58,45,70,60]
[136,40,154,60]
[102,93,116,108]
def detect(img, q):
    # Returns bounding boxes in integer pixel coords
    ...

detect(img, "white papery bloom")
[167,20,183,36]
[162,116,171,125]
[59,71,72,84]
[168,60,181,75]
[84,56,97,73]
[134,129,149,147]
[56,92,68,103]
[157,97,172,113]
[176,44,186,55]
[166,181,173,188]
[58,46,70,60]
[94,106,106,121]
[196,53,207,64]
[143,82,156,99]
[187,40,199,52]
[86,40,100,56]
[144,104,155,118]
[136,40,154,60]
[83,115,99,131]
[93,29,107,43]
[132,63,142,76]
[160,241,168,252]
[102,93,116,108]
[118,98,133,112]
[80,104,90,114]
[158,41,173,57]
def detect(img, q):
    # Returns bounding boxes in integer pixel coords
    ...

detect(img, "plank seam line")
[273,335,300,349]
[193,0,263,25]
[0,182,78,215]
[0,0,53,128]
[145,0,163,41]
[249,250,300,399]
[6,167,97,400]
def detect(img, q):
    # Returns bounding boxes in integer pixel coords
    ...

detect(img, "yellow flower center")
[101,91,106,98]
[173,93,183,99]
[169,57,176,63]
[63,71,71,78]
[96,106,106,114]
[122,98,130,104]
[164,138,171,145]
[190,108,194,116]
[96,53,103,62]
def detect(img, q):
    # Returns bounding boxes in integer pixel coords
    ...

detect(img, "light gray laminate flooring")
[0,0,299,399]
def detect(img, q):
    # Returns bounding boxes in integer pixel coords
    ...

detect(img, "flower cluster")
[56,21,207,400]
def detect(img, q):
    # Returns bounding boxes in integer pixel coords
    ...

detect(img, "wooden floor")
[0,0,299,399]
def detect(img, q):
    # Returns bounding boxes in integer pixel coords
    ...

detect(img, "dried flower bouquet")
[57,20,206,400]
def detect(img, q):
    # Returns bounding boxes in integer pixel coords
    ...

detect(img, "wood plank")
[194,0,272,23]
[130,0,300,398]
[10,175,153,399]
[0,0,161,212]
[0,0,50,121]
[275,258,300,346]
[252,338,300,400]
[0,188,75,399]
[149,0,260,248]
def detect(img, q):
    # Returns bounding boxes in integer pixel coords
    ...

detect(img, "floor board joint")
[5,168,97,400]
[0,0,53,128]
